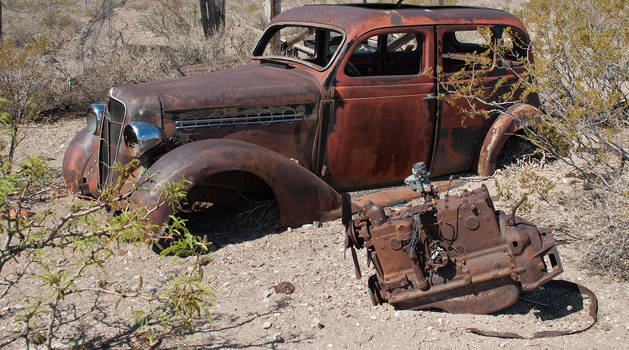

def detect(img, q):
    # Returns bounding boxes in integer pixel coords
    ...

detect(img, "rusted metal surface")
[62,127,99,196]
[63,4,542,230]
[352,178,463,209]
[468,280,598,338]
[327,25,436,190]
[271,5,529,43]
[132,139,340,228]
[342,164,562,314]
[173,59,240,77]
[477,103,542,176]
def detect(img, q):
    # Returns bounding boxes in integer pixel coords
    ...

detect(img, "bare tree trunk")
[267,0,281,53]
[208,0,225,33]
[199,0,209,37]
[200,0,225,37]
[270,0,281,20]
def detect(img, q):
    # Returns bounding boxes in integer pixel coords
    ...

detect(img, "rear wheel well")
[496,130,538,169]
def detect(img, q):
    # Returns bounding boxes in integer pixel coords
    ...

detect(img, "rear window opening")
[442,27,494,73]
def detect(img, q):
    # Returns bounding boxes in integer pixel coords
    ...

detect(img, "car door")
[429,24,505,177]
[325,27,436,191]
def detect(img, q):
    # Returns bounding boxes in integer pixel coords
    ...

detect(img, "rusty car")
[63,3,542,228]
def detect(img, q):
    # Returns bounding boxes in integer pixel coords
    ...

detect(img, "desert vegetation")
[438,0,628,278]
[0,0,627,349]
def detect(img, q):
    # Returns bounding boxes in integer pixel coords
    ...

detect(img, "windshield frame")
[252,22,347,72]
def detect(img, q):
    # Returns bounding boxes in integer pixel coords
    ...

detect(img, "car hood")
[110,62,322,113]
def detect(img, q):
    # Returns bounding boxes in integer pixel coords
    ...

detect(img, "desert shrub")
[440,0,628,278]
[140,0,261,68]
[0,149,214,348]
[514,0,628,278]
[0,53,213,347]
[0,37,51,161]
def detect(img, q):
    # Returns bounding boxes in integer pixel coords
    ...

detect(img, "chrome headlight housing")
[86,103,105,135]
[123,122,164,158]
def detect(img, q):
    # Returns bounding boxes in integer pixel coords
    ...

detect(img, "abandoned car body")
[63,4,541,228]
[341,163,563,314]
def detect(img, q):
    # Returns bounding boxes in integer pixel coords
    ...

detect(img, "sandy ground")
[0,118,627,349]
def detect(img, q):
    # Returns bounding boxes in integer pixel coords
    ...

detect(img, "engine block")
[344,182,563,314]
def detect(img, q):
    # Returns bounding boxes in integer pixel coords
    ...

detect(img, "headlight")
[86,103,105,135]
[123,122,164,157]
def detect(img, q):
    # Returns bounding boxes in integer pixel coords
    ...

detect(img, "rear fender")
[133,139,341,228]
[62,127,99,196]
[477,104,542,176]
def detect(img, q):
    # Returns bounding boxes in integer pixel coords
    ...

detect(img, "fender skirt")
[477,104,542,176]
[133,139,342,228]
[62,127,99,197]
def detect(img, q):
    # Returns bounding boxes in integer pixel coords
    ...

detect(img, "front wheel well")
[186,170,277,208]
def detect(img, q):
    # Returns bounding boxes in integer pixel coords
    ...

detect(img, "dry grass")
[2,0,264,114]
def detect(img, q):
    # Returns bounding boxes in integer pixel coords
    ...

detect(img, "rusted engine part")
[342,164,563,314]
[352,177,464,210]
[467,279,598,338]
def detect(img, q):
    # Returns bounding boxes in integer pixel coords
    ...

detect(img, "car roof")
[271,4,528,40]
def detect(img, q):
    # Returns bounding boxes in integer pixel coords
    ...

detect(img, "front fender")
[62,127,99,196]
[133,139,341,228]
[477,104,542,176]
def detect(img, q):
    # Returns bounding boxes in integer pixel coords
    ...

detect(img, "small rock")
[262,321,273,329]
[263,289,273,298]
[312,318,324,329]
[313,220,322,228]
[274,281,295,294]
[370,315,377,320]
[302,224,313,229]
[287,227,292,232]
[272,333,284,342]
[437,318,443,324]
[561,177,580,185]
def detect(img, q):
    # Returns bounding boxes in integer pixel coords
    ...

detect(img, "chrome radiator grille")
[98,98,125,186]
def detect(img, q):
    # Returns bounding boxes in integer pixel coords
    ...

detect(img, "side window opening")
[441,27,494,73]
[345,32,423,77]
[496,27,528,66]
